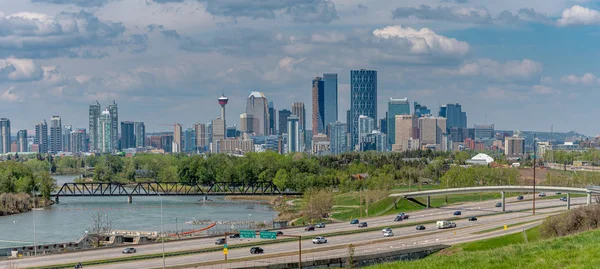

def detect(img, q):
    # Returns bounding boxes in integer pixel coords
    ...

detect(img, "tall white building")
[246,91,269,136]
[50,116,62,154]
[99,109,112,153]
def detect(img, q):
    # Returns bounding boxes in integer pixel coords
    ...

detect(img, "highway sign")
[239,230,256,238]
[223,244,228,249]
[260,231,277,239]
[223,249,228,255]
[504,225,508,230]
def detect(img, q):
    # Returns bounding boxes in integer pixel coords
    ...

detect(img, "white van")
[436,220,456,229]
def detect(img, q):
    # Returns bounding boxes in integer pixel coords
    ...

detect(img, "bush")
[540,205,600,237]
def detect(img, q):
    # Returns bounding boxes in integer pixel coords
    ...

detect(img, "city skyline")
[1,1,600,135]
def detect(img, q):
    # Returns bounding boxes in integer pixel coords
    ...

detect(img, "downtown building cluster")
[0,69,531,157]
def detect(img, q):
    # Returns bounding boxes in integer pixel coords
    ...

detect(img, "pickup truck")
[312,236,327,244]
[436,220,456,229]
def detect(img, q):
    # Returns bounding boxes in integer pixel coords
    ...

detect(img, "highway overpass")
[390,186,595,212]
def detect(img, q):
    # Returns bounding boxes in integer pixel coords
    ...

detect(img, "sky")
[1,0,600,135]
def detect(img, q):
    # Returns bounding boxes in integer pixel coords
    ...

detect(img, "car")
[394,216,403,222]
[560,197,568,202]
[556,192,562,195]
[358,222,368,228]
[381,228,392,233]
[416,225,426,230]
[315,222,326,228]
[539,192,547,197]
[395,213,409,221]
[350,219,359,224]
[495,202,502,207]
[383,231,394,237]
[453,211,461,215]
[229,233,240,238]
[304,226,315,231]
[312,236,327,244]
[276,231,283,236]
[215,238,225,245]
[122,247,136,254]
[250,247,264,254]
[517,196,524,200]
[468,217,478,221]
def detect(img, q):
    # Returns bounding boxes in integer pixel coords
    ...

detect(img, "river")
[0,175,278,248]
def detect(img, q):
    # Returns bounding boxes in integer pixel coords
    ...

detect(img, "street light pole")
[533,133,537,216]
[248,214,251,229]
[175,217,178,238]
[32,189,36,256]
[158,193,165,269]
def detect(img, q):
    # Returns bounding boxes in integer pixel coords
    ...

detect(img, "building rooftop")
[389,98,409,103]
[248,91,266,98]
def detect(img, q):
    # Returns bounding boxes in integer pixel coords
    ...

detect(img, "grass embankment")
[365,226,600,269]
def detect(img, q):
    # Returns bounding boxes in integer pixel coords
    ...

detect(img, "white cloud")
[0,58,44,81]
[0,86,22,102]
[311,32,346,43]
[262,56,306,82]
[372,25,469,57]
[532,85,556,95]
[557,5,600,26]
[560,73,600,85]
[444,58,543,81]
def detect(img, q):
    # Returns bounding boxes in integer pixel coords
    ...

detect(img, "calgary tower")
[218,94,228,137]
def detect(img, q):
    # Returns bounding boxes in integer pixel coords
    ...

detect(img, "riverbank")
[0,193,53,216]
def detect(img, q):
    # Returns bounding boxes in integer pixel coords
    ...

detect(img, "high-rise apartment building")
[194,123,206,152]
[291,102,306,132]
[358,115,375,142]
[89,101,101,151]
[393,115,418,152]
[50,116,62,154]
[287,116,300,153]
[107,101,119,151]
[246,91,269,136]
[312,76,325,135]
[173,123,183,153]
[323,73,338,128]
[62,125,72,152]
[17,129,27,152]
[414,102,431,117]
[474,124,495,140]
[134,122,145,148]
[268,101,276,135]
[121,121,135,149]
[350,69,377,148]
[35,120,48,153]
[505,136,525,156]
[0,118,10,154]
[70,129,87,153]
[387,98,410,145]
[278,109,291,135]
[99,108,112,153]
[330,122,347,155]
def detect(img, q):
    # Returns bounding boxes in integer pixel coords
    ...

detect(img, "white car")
[383,231,394,237]
[539,192,546,197]
[312,236,327,244]
[382,228,392,233]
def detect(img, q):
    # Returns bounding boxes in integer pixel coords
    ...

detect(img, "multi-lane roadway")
[1,195,585,269]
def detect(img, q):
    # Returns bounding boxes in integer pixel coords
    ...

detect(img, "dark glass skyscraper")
[323,73,338,128]
[268,101,276,135]
[134,122,145,148]
[414,102,430,117]
[17,129,27,152]
[312,76,325,135]
[278,109,291,135]
[89,101,101,151]
[35,120,48,153]
[120,121,135,149]
[350,69,377,148]
[387,98,410,145]
[443,103,467,129]
[50,116,62,154]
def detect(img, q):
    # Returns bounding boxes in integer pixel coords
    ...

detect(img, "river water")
[0,175,278,248]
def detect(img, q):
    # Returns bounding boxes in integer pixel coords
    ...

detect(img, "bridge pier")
[426,196,430,208]
[567,193,571,210]
[501,191,505,213]
[587,193,592,205]
[54,196,59,204]
[127,195,132,203]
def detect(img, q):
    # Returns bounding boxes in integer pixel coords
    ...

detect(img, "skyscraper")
[121,121,135,149]
[0,118,10,154]
[414,102,431,117]
[211,118,225,152]
[134,122,145,148]
[35,120,49,153]
[387,98,410,145]
[161,135,173,153]
[183,128,196,153]
[62,125,72,152]
[268,101,276,135]
[312,76,325,135]
[330,122,347,155]
[393,115,418,152]
[418,116,446,146]
[323,73,338,128]
[173,123,183,153]
[218,94,228,138]
[89,101,101,151]
[350,69,377,148]
[439,105,447,118]
[99,108,112,153]
[240,113,254,134]
[278,109,291,135]
[505,136,525,156]
[346,110,351,134]
[70,129,87,153]
[194,123,206,152]
[474,124,494,139]
[358,115,375,141]
[17,129,27,152]
[287,116,300,153]
[291,102,306,132]
[246,91,268,136]
[443,103,467,129]
[107,101,118,151]
[50,116,62,154]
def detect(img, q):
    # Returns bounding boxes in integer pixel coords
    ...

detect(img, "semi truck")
[436,220,456,229]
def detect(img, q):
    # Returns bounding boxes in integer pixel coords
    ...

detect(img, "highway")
[1,195,584,269]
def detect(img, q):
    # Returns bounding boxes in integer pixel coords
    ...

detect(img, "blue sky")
[1,0,600,135]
